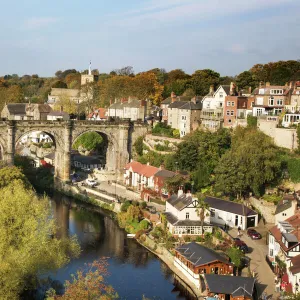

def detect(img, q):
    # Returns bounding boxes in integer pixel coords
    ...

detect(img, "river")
[43,193,196,300]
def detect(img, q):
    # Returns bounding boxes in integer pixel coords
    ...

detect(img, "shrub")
[195,236,204,242]
[121,200,131,212]
[134,136,144,156]
[138,220,149,230]
[184,236,191,242]
[152,123,174,137]
[172,129,180,138]
[139,201,147,209]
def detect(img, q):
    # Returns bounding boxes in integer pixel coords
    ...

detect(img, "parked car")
[247,228,262,239]
[233,239,249,253]
[85,178,98,187]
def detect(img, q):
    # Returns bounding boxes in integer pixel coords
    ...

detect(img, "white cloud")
[23,17,58,30]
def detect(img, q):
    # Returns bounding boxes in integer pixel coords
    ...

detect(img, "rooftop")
[5,103,27,115]
[204,274,255,298]
[175,242,231,267]
[204,197,257,216]
[167,193,194,211]
[155,169,176,178]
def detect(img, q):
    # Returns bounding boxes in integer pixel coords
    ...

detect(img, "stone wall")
[258,119,298,150]
[249,197,276,224]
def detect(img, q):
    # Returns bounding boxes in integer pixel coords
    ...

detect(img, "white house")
[275,195,298,225]
[204,197,258,230]
[165,190,212,236]
[269,213,300,293]
[124,161,159,191]
[47,111,70,121]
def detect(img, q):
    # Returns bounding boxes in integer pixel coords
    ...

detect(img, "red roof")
[96,108,107,119]
[125,161,159,177]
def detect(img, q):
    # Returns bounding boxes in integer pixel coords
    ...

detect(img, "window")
[226,110,230,116]
[231,102,235,106]
[186,212,190,219]
[282,213,287,216]
[181,115,186,120]
[259,89,265,94]
[231,111,234,116]
[210,209,215,217]
[227,101,231,106]
[219,92,223,98]
[269,97,274,106]
[277,99,283,106]
[270,249,274,256]
[219,102,223,108]
[271,89,283,95]
[228,119,232,123]
[251,101,254,107]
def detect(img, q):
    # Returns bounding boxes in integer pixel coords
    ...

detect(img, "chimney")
[290,81,295,89]
[171,91,177,103]
[238,90,242,97]
[266,82,270,87]
[159,164,165,170]
[248,87,252,94]
[209,85,214,95]
[110,99,113,106]
[186,190,191,197]
[177,186,184,197]
[147,162,150,166]
[285,82,289,87]
[140,100,146,107]
[230,82,236,95]
[191,96,196,104]
[60,106,63,112]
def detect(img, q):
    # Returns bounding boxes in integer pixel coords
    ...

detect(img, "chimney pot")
[209,85,214,95]
[230,82,236,95]
[248,86,252,94]
[266,82,270,87]
[171,91,177,103]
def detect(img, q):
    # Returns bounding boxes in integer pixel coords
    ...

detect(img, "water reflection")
[49,193,196,300]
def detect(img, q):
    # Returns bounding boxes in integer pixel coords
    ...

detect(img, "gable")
[186,199,199,208]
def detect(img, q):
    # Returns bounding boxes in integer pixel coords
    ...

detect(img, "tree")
[195,194,210,234]
[164,174,186,194]
[134,136,144,156]
[73,132,103,152]
[166,69,190,83]
[0,168,80,299]
[54,93,78,114]
[65,73,81,89]
[46,260,118,300]
[191,69,220,96]
[80,82,99,114]
[226,247,244,269]
[52,81,68,89]
[236,71,256,90]
[0,85,24,111]
[114,66,134,77]
[214,128,281,197]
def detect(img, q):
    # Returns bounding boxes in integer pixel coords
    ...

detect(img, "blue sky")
[0,0,300,77]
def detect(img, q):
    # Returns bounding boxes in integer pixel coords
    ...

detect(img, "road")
[230,223,280,299]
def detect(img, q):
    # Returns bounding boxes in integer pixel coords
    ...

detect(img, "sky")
[0,0,300,77]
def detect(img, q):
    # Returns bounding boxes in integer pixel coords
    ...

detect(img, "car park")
[247,228,262,239]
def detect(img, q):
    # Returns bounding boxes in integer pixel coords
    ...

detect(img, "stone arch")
[72,129,119,172]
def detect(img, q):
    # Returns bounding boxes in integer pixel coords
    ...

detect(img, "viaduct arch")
[0,120,148,185]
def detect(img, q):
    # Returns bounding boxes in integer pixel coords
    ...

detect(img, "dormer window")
[186,212,190,219]
[271,89,283,95]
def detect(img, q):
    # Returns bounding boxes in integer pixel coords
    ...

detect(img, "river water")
[46,193,196,300]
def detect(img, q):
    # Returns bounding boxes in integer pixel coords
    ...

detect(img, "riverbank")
[137,235,203,299]
[53,182,202,299]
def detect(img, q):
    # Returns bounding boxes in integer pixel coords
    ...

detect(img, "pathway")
[229,222,280,299]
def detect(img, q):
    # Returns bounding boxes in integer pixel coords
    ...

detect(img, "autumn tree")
[52,80,68,89]
[54,93,78,114]
[65,73,81,89]
[47,260,118,300]
[0,167,80,300]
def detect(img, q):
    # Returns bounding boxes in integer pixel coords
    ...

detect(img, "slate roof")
[253,86,291,95]
[222,85,231,95]
[275,199,292,215]
[155,169,176,178]
[205,274,255,298]
[6,103,26,115]
[168,101,187,109]
[161,97,172,105]
[204,197,257,216]
[179,101,203,110]
[175,242,231,267]
[164,212,209,227]
[167,193,194,211]
[44,152,55,160]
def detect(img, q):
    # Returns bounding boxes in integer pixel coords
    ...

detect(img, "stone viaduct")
[0,119,148,185]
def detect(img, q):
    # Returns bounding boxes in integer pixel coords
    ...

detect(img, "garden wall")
[249,197,276,224]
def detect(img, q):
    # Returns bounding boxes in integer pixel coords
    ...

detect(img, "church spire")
[88,61,92,75]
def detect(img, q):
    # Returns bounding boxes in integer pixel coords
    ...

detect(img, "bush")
[195,236,204,242]
[172,129,180,138]
[152,123,174,137]
[121,200,131,212]
[247,115,257,128]
[42,142,53,148]
[134,136,144,156]
[184,236,191,242]
[139,201,147,209]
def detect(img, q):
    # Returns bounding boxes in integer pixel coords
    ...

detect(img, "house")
[285,81,300,113]
[252,82,292,117]
[275,194,298,225]
[1,103,52,120]
[165,190,212,236]
[44,152,55,165]
[201,83,237,131]
[167,96,202,137]
[174,242,233,290]
[1,103,26,120]
[204,197,258,230]
[124,161,159,191]
[268,213,300,293]
[223,94,254,128]
[154,168,176,196]
[47,88,81,106]
[71,154,102,170]
[87,108,107,121]
[161,92,177,123]
[47,111,70,121]
[204,274,256,300]
[108,98,147,121]
[20,131,53,145]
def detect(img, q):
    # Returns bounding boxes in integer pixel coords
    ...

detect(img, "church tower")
[81,61,95,86]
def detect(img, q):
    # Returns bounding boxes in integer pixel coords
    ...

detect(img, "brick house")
[252,82,292,117]
[223,94,253,128]
[154,168,176,196]
[174,242,233,290]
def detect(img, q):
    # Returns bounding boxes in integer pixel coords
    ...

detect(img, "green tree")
[191,69,220,96]
[247,115,257,128]
[134,136,144,156]
[73,132,103,152]
[195,194,210,234]
[52,80,68,89]
[164,174,186,194]
[226,247,244,269]
[0,169,80,300]
[214,128,281,197]
[236,71,256,90]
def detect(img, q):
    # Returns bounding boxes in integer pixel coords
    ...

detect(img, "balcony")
[200,109,223,120]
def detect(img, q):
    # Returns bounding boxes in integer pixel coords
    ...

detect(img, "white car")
[85,179,98,187]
